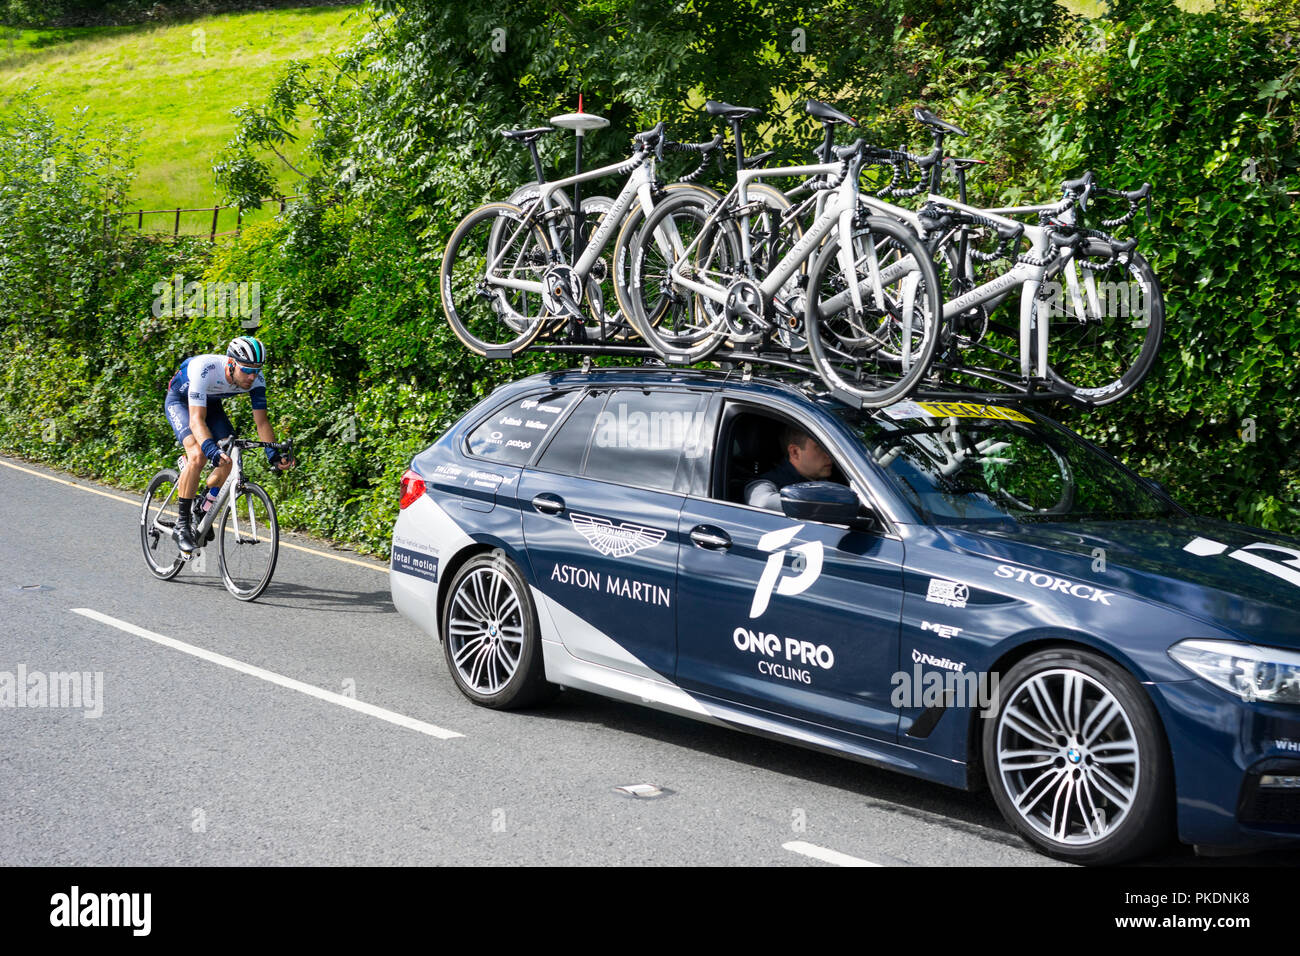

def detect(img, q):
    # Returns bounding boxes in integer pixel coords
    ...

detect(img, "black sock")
[178,498,193,522]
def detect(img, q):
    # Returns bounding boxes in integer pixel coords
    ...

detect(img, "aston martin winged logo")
[570,513,667,558]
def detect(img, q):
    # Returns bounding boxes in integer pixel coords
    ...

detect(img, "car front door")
[675,402,905,742]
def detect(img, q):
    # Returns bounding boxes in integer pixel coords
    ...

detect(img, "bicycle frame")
[825,192,1089,381]
[669,160,867,316]
[149,441,258,548]
[484,153,664,297]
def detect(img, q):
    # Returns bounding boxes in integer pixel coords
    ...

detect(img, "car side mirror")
[780,481,862,525]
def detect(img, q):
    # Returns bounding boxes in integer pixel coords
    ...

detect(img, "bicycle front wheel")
[140,468,186,580]
[1042,242,1164,405]
[621,191,739,363]
[218,482,279,601]
[441,202,552,357]
[612,182,720,339]
[805,215,943,408]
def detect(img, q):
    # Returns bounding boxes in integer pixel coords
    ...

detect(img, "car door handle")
[531,493,565,515]
[690,525,732,550]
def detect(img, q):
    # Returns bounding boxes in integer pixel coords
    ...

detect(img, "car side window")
[719,407,852,512]
[466,389,574,465]
[536,390,607,474]
[582,389,706,493]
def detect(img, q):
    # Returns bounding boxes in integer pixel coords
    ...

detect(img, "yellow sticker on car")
[884,400,1034,423]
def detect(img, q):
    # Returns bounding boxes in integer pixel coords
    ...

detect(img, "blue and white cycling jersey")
[167,354,267,410]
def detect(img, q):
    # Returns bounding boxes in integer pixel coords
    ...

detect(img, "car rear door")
[520,386,708,682]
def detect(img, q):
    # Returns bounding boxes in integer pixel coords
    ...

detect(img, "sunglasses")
[233,363,262,375]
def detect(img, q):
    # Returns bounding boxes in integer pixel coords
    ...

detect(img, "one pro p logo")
[750,524,824,618]
[1184,536,1300,588]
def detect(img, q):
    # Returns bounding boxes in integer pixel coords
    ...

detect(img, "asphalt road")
[2,454,1297,867]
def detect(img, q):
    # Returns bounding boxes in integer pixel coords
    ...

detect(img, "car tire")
[983,647,1173,864]
[441,550,556,710]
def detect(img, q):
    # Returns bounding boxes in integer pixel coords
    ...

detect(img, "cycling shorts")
[164,393,233,447]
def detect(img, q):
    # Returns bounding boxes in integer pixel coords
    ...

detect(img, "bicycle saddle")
[945,156,987,171]
[705,99,763,121]
[502,127,557,143]
[913,107,967,137]
[805,100,858,128]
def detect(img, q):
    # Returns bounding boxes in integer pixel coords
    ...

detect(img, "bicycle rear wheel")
[805,215,943,408]
[1042,242,1164,405]
[140,468,186,580]
[218,482,279,601]
[441,202,552,357]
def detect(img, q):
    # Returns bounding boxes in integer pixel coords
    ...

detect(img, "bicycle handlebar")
[1048,230,1084,250]
[664,133,724,155]
[633,122,665,147]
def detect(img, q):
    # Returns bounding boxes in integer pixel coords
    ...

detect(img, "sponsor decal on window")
[521,398,565,414]
[883,400,1033,423]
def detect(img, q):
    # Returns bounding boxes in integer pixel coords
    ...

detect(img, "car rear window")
[581,389,706,493]
[466,389,575,465]
[536,390,606,474]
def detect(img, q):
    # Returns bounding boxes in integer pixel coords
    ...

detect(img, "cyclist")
[163,336,294,555]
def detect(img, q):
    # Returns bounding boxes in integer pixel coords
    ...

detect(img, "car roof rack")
[523,343,1077,408]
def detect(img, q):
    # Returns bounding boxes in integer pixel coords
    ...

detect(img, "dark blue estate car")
[389,367,1300,864]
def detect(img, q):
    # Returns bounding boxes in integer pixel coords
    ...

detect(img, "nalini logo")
[911,648,966,672]
[50,886,151,936]
[1184,536,1300,589]
[570,513,666,558]
[749,525,824,618]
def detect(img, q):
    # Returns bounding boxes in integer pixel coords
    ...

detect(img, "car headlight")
[1169,639,1300,705]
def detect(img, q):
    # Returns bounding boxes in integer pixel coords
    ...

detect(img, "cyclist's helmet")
[226,336,267,368]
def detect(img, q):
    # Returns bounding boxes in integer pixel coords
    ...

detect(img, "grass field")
[0,1,1221,235]
[0,5,366,233]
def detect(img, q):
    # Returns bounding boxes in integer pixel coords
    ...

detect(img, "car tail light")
[399,469,426,509]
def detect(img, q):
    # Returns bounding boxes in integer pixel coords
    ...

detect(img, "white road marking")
[1,457,140,506]
[2,456,388,573]
[782,841,882,867]
[71,608,462,740]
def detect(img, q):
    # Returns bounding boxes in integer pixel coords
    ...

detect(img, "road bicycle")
[140,436,292,601]
[851,108,1163,404]
[613,98,801,346]
[627,130,944,407]
[442,121,722,356]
